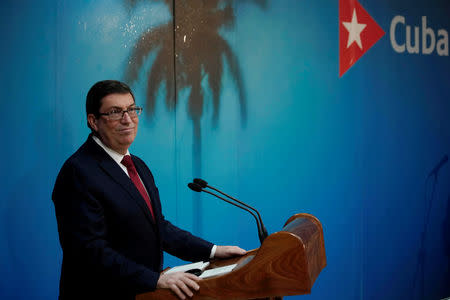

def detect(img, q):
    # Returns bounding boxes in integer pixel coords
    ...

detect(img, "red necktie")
[121,155,155,220]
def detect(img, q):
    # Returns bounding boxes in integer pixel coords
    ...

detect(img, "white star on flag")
[342,9,367,49]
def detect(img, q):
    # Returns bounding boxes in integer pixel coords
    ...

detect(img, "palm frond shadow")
[124,0,266,234]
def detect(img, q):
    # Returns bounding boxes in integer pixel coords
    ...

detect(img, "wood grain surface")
[136,213,326,300]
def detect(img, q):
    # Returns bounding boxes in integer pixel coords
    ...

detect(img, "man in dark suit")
[52,80,245,300]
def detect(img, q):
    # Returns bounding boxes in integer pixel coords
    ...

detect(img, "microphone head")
[188,182,203,192]
[193,178,208,188]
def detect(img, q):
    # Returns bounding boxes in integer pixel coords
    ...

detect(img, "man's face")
[88,93,138,154]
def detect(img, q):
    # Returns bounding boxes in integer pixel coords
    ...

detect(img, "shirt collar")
[91,135,130,165]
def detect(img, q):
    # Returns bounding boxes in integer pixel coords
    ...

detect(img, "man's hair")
[86,80,135,130]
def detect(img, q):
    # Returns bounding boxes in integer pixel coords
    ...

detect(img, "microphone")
[428,155,448,178]
[188,182,203,192]
[190,179,269,243]
[188,182,268,244]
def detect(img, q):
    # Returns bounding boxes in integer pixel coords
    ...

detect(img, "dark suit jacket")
[52,136,213,300]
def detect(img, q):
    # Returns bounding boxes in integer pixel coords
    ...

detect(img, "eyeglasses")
[98,107,143,121]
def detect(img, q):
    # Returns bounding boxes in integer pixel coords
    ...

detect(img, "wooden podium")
[136,213,326,300]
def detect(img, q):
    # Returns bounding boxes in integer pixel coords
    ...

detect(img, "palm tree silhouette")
[124,0,266,234]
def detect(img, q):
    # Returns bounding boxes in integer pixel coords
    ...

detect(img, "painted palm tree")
[124,0,266,233]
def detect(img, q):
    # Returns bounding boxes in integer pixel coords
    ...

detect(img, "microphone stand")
[202,189,266,244]
[193,178,269,241]
[203,184,269,241]
[413,172,438,299]
[188,182,267,244]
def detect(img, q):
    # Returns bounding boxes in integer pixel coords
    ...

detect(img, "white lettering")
[390,15,449,56]
[406,25,420,54]
[390,15,405,53]
[422,16,435,55]
[436,29,449,56]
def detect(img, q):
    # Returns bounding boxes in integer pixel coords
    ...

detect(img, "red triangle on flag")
[339,0,385,77]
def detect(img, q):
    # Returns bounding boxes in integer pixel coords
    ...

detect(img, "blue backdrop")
[1,0,449,299]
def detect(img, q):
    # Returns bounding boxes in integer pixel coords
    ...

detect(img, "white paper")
[165,261,210,274]
[199,263,237,279]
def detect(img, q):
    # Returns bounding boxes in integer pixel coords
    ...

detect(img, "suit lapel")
[86,137,156,225]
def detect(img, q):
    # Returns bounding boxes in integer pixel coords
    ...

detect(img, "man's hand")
[214,245,247,258]
[157,272,201,300]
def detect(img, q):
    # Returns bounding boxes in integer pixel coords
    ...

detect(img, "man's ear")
[87,114,98,132]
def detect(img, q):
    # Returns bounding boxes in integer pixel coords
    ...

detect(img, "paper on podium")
[199,263,237,279]
[165,261,210,274]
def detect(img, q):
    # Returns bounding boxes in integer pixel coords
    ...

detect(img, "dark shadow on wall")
[123,0,267,234]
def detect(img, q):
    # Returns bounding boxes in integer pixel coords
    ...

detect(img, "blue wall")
[1,0,449,299]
